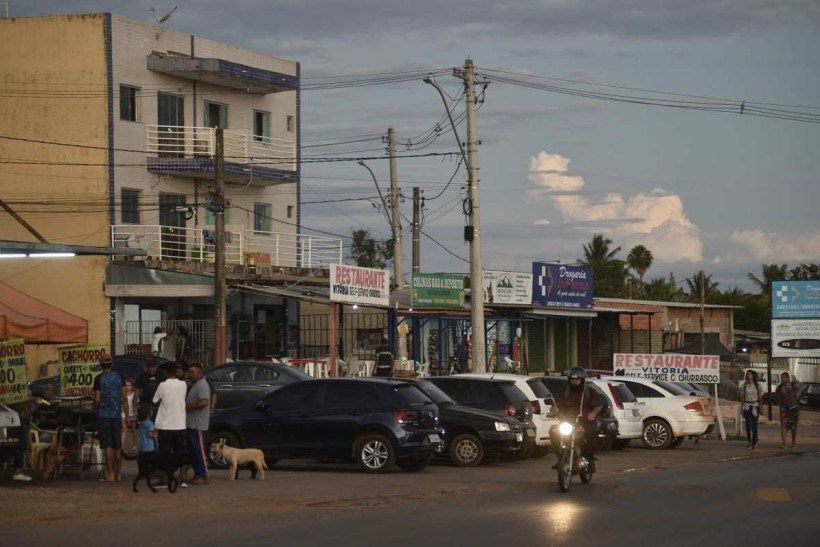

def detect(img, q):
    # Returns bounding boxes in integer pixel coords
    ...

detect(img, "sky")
[12,1,820,293]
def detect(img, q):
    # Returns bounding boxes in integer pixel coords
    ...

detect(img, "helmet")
[567,366,586,381]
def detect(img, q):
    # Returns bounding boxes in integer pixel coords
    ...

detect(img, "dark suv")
[402,378,524,466]
[427,376,536,457]
[208,378,444,473]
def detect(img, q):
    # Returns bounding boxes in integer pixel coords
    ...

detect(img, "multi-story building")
[0,13,341,374]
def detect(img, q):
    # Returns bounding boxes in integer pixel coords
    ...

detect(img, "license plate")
[526,429,535,437]
[515,433,523,443]
[427,433,441,443]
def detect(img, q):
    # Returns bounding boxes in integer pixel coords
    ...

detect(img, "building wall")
[0,14,112,378]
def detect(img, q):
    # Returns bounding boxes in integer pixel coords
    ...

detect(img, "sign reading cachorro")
[330,264,390,307]
[59,344,108,397]
[613,353,720,384]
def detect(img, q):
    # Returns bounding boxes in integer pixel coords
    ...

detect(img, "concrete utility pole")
[456,59,486,373]
[388,127,403,289]
[213,128,227,366]
[412,187,421,273]
[699,270,705,356]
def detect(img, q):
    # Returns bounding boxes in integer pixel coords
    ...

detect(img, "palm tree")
[747,264,789,300]
[579,233,628,297]
[581,233,621,266]
[643,274,685,302]
[627,245,654,297]
[685,271,719,301]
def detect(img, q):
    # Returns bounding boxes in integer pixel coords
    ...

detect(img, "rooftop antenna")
[150,5,178,39]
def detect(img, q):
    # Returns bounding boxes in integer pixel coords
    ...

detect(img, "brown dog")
[213,441,267,480]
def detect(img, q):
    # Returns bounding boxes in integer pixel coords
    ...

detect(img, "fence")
[124,319,214,367]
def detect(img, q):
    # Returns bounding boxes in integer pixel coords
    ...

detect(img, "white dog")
[213,441,268,480]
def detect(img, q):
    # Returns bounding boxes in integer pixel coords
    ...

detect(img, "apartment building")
[0,13,339,372]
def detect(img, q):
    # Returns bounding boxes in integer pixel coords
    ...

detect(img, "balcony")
[147,53,298,95]
[147,125,297,186]
[111,225,342,269]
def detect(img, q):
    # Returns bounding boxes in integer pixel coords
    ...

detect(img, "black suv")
[208,378,444,474]
[427,376,536,457]
[402,378,524,466]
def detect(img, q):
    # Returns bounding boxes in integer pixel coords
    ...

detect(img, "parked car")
[208,378,444,473]
[27,354,171,398]
[798,382,820,408]
[0,403,24,464]
[205,361,312,409]
[427,376,537,458]
[454,373,558,457]
[534,375,624,450]
[603,376,714,449]
[587,378,642,449]
[401,378,524,466]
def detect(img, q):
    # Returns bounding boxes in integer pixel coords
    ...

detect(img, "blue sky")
[14,1,820,292]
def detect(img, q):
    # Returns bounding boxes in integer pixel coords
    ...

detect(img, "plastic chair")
[29,423,58,478]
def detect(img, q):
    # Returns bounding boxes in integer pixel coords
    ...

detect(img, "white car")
[456,373,558,456]
[587,378,643,449]
[601,376,714,449]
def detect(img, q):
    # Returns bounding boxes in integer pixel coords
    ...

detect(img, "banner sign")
[771,319,820,357]
[613,353,720,384]
[0,339,28,404]
[330,264,390,307]
[411,273,465,309]
[532,262,594,309]
[483,270,532,305]
[59,344,108,397]
[772,281,820,319]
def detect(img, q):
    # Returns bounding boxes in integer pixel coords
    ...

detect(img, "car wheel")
[611,439,630,450]
[669,436,685,448]
[449,433,484,467]
[208,431,241,469]
[354,433,395,473]
[396,455,431,472]
[641,419,672,450]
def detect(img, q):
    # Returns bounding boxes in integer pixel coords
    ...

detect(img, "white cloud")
[529,150,703,262]
[533,218,551,225]
[729,229,820,261]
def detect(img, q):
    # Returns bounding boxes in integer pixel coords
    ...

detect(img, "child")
[121,378,139,453]
[137,403,156,455]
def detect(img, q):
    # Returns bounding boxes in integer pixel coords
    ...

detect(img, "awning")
[0,281,88,343]
[234,283,331,305]
[524,308,598,319]
[104,264,214,297]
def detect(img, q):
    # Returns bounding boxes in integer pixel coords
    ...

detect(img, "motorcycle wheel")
[557,452,573,493]
[580,468,593,484]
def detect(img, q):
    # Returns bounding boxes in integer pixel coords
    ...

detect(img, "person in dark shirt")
[135,361,165,417]
[550,366,603,471]
[93,356,125,481]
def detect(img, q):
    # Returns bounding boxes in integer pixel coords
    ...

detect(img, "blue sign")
[532,263,594,309]
[772,281,820,319]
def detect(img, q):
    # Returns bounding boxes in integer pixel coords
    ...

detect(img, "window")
[204,204,231,225]
[119,85,139,122]
[266,381,320,410]
[286,115,295,132]
[121,188,140,223]
[286,205,293,219]
[253,110,271,141]
[254,202,272,233]
[623,381,663,398]
[323,382,379,407]
[204,101,228,129]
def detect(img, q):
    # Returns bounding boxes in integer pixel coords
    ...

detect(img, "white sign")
[329,264,390,307]
[613,353,720,384]
[482,270,533,305]
[772,319,820,357]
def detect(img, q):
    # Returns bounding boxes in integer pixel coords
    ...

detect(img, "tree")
[747,264,789,300]
[789,263,820,280]
[579,233,628,298]
[685,271,719,301]
[626,245,654,286]
[350,228,393,269]
[643,274,686,302]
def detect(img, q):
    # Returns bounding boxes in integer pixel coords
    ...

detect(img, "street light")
[357,160,391,226]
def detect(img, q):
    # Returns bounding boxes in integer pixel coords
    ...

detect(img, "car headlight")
[494,421,511,432]
[558,422,574,436]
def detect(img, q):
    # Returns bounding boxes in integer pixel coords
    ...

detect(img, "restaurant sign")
[411,273,465,309]
[0,339,28,405]
[329,264,390,307]
[59,344,108,397]
[613,353,720,384]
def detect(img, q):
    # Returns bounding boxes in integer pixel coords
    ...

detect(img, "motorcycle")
[554,416,594,493]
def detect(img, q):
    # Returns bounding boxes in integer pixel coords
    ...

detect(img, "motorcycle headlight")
[494,421,511,432]
[558,422,574,436]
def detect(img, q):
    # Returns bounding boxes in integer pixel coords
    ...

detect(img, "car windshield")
[498,382,530,404]
[611,383,637,403]
[393,382,436,405]
[655,381,689,395]
[527,379,553,399]
[413,380,456,405]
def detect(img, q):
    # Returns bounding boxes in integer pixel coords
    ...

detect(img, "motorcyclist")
[550,366,603,472]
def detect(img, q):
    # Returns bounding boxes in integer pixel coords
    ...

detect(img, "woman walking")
[775,372,800,449]
[740,370,761,449]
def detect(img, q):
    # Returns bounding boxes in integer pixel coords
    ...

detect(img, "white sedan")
[601,376,714,449]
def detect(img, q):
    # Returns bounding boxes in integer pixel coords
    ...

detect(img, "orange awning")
[0,281,88,343]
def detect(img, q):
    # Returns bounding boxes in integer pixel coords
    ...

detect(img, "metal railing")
[112,225,343,268]
[147,125,296,170]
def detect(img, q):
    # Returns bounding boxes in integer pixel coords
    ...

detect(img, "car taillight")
[531,400,541,415]
[393,409,418,425]
[608,384,624,410]
[684,401,704,412]
[504,404,517,417]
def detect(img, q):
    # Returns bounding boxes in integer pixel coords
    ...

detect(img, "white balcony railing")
[147,125,296,171]
[111,225,342,269]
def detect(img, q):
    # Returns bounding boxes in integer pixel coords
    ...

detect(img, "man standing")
[185,364,211,485]
[135,360,165,419]
[152,362,187,457]
[93,356,124,482]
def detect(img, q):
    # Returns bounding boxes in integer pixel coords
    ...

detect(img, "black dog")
[133,452,195,494]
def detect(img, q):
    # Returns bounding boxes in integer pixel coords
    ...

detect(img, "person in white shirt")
[152,363,188,457]
[151,327,168,358]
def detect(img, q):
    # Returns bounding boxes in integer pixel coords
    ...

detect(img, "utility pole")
[699,270,705,356]
[388,127,403,289]
[213,128,227,367]
[456,59,486,373]
[412,187,421,273]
